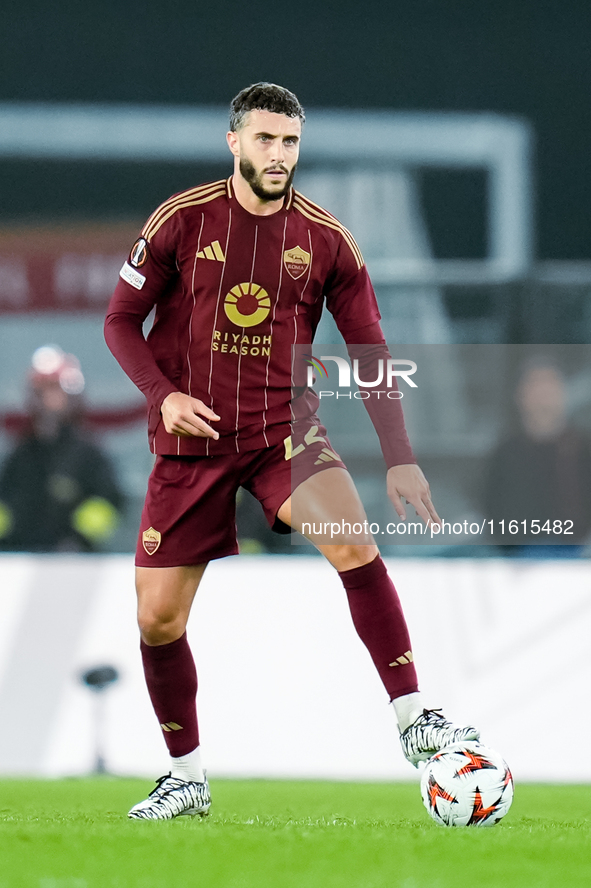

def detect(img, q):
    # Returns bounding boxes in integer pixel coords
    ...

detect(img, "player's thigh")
[277,466,366,527]
[278,466,379,568]
[243,425,378,566]
[136,563,207,643]
[244,420,349,531]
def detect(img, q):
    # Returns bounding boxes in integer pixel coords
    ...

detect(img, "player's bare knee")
[327,543,379,572]
[137,606,186,645]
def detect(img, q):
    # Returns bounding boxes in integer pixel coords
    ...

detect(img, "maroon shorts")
[135,420,346,567]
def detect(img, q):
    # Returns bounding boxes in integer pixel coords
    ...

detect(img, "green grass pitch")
[1,778,590,888]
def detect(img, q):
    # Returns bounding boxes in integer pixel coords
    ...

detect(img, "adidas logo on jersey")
[197,240,225,261]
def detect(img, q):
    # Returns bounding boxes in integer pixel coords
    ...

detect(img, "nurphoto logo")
[304,354,417,400]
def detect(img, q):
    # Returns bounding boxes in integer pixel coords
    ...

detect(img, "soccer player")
[105,83,479,820]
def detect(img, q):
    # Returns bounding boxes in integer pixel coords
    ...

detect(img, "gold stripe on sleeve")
[142,180,227,241]
[294,193,364,267]
[143,186,226,242]
[142,180,224,236]
[293,194,364,270]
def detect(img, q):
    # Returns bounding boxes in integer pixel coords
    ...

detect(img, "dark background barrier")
[1,0,591,260]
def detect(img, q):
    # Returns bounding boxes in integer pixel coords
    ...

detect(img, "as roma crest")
[284,245,311,280]
[142,526,161,555]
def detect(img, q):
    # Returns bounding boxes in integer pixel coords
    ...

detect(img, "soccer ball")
[420,742,514,827]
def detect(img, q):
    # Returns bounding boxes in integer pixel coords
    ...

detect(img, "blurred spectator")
[483,359,591,555]
[0,345,123,552]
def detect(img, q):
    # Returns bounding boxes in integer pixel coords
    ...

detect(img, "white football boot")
[400,709,480,767]
[128,773,211,820]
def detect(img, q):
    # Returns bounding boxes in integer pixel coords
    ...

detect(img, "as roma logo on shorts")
[284,245,311,280]
[130,237,149,268]
[142,526,161,556]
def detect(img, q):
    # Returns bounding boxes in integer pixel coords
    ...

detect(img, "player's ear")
[226,131,240,157]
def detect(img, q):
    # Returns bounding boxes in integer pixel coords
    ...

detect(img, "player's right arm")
[160,392,220,439]
[104,214,219,439]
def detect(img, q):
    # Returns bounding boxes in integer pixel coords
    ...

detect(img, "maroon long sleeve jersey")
[104,178,415,466]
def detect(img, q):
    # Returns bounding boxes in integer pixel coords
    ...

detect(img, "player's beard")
[239,157,297,202]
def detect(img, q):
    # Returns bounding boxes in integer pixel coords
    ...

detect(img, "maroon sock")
[338,555,419,701]
[140,632,199,757]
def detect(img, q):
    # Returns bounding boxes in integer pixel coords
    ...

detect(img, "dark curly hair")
[229,82,305,132]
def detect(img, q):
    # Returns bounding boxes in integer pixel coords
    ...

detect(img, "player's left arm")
[344,321,441,527]
[325,241,441,526]
[386,463,441,526]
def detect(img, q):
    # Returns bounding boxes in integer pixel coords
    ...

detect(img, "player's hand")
[387,464,442,528]
[161,392,220,439]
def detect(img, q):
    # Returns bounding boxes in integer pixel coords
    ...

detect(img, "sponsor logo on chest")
[224,282,271,328]
[211,330,272,357]
[211,281,274,355]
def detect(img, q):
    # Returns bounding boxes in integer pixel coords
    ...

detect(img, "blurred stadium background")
[1,0,590,782]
